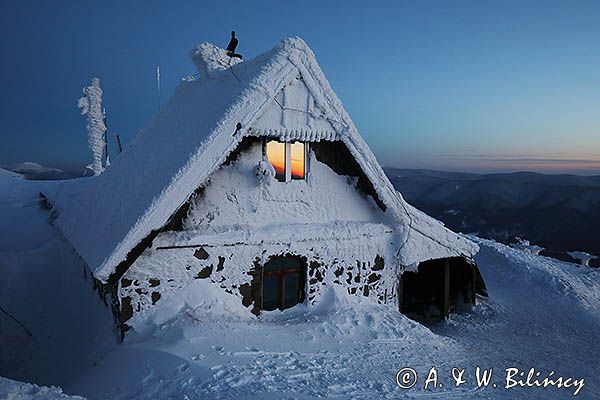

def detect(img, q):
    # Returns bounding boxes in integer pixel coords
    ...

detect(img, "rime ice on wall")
[183,142,384,229]
[118,141,400,327]
[249,76,339,141]
[78,78,107,176]
[121,231,396,328]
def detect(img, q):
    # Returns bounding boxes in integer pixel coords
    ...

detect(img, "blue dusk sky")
[1,0,599,174]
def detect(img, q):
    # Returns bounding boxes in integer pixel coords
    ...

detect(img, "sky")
[1,0,599,174]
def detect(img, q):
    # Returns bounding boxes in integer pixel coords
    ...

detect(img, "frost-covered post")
[78,78,107,175]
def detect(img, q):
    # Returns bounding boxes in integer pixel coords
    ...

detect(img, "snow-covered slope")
[387,168,600,265]
[0,376,85,400]
[0,166,25,179]
[0,175,115,388]
[2,174,599,399]
[61,238,600,399]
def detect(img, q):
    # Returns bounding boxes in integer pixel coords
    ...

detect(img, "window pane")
[264,257,301,273]
[290,142,305,180]
[262,276,279,311]
[266,141,286,182]
[284,273,301,309]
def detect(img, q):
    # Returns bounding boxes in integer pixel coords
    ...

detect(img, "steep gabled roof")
[53,37,477,282]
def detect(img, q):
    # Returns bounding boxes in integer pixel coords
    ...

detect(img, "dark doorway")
[262,255,306,311]
[398,257,487,321]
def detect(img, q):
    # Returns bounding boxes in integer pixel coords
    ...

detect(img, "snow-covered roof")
[53,37,477,282]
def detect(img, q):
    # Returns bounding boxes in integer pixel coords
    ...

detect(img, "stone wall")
[118,240,396,331]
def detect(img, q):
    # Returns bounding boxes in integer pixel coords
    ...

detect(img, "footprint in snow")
[212,345,228,355]
[176,362,190,374]
[141,370,156,386]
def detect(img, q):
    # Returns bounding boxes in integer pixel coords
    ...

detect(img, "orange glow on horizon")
[402,151,600,175]
[267,141,306,180]
[267,141,286,180]
[290,142,305,179]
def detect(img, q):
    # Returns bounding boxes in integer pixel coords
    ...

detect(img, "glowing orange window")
[266,140,307,182]
[290,142,305,180]
[267,140,286,182]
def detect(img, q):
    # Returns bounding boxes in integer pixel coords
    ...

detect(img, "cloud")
[435,153,600,164]
[384,151,600,175]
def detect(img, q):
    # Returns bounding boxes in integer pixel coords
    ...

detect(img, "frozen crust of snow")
[510,237,544,255]
[180,142,387,230]
[122,223,399,328]
[0,376,86,400]
[567,251,597,267]
[156,222,393,248]
[52,37,477,282]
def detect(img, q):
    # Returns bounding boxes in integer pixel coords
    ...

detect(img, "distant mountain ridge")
[386,168,600,267]
[2,162,81,180]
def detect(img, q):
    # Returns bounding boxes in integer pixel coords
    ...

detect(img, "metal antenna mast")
[157,65,161,111]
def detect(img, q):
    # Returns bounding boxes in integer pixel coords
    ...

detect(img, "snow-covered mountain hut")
[50,38,487,335]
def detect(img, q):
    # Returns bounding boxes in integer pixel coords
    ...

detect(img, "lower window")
[262,255,306,311]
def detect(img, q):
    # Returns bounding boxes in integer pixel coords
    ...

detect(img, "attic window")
[266,140,307,182]
[266,141,286,181]
[290,142,305,180]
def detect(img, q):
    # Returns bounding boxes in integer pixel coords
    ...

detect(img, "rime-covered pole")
[78,78,107,175]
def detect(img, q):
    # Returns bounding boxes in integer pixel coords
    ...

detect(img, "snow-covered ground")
[0,375,84,400]
[1,171,599,399]
[568,251,598,268]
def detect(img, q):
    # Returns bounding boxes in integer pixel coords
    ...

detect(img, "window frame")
[261,255,306,311]
[264,139,309,182]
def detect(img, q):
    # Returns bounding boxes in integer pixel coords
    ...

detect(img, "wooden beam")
[443,259,450,318]
[471,263,477,305]
[398,275,404,313]
[285,142,291,182]
[279,273,285,310]
[304,142,310,177]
